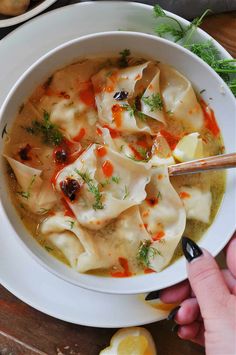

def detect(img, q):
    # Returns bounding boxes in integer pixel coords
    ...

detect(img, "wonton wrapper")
[38,96,98,141]
[159,63,204,130]
[41,208,149,273]
[140,166,186,272]
[141,68,165,124]
[4,156,57,214]
[100,126,174,167]
[92,62,153,133]
[178,186,212,224]
[55,144,151,230]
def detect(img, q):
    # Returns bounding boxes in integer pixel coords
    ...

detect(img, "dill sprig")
[75,169,104,210]
[24,111,64,146]
[137,240,159,267]
[118,49,131,68]
[153,5,236,97]
[142,93,163,111]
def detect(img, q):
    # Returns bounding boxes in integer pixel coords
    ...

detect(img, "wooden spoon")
[168,153,236,176]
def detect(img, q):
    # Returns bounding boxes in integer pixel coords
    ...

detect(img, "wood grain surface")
[0,7,235,355]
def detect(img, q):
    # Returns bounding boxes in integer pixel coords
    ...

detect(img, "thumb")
[182,237,230,318]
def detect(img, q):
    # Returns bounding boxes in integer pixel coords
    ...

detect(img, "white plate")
[0,1,233,327]
[0,0,58,28]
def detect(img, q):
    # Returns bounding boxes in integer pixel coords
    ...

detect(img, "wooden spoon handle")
[168,153,236,176]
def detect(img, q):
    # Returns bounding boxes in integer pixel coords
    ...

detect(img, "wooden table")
[0,5,235,355]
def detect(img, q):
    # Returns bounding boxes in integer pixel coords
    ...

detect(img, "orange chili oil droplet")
[103,125,120,138]
[158,174,163,180]
[73,128,86,142]
[96,127,103,136]
[144,268,156,274]
[112,104,123,128]
[179,191,191,199]
[61,198,76,218]
[79,82,96,107]
[200,99,220,137]
[146,197,159,207]
[128,144,144,160]
[160,130,180,150]
[96,146,107,157]
[111,257,132,277]
[102,160,114,177]
[152,231,165,241]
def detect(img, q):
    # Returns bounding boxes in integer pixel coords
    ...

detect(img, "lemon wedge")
[173,132,204,162]
[100,327,157,355]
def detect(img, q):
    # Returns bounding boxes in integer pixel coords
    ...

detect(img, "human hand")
[159,234,236,354]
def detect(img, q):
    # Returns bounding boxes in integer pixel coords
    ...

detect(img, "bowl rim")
[0,30,235,294]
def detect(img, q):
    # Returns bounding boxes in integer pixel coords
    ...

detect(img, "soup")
[3,52,225,277]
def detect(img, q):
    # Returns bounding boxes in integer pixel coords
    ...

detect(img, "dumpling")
[4,156,57,214]
[54,144,151,230]
[139,166,186,272]
[38,96,98,141]
[159,63,204,130]
[140,68,166,124]
[40,208,149,273]
[178,186,212,223]
[149,133,175,167]
[0,0,30,16]
[92,62,153,133]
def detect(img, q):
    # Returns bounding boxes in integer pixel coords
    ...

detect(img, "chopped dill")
[112,176,121,184]
[142,93,163,111]
[118,49,131,68]
[24,111,64,146]
[67,220,75,229]
[75,169,104,210]
[136,146,148,160]
[17,191,30,200]
[121,103,135,117]
[123,185,129,200]
[137,240,159,267]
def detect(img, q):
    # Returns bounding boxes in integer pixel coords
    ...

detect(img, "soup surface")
[3,52,225,277]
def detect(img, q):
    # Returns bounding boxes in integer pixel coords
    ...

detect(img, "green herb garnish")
[112,176,121,184]
[121,103,135,117]
[17,174,37,200]
[24,111,63,146]
[100,179,110,187]
[137,240,159,267]
[67,220,75,230]
[118,49,131,68]
[136,146,148,160]
[123,185,129,200]
[142,93,163,111]
[75,169,104,210]
[153,5,236,96]
[17,191,30,200]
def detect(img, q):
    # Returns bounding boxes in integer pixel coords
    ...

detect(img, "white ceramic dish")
[0,0,57,28]
[0,2,235,327]
[1,29,236,296]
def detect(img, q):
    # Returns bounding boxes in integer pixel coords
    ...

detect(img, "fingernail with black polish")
[171,324,179,333]
[167,305,181,321]
[145,290,160,301]
[182,237,203,263]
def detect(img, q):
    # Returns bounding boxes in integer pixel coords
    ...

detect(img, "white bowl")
[0,0,58,28]
[0,32,235,295]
